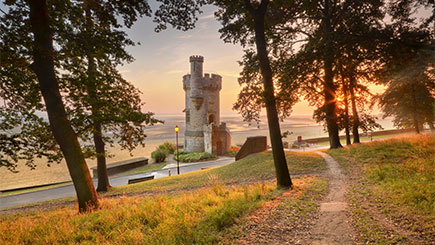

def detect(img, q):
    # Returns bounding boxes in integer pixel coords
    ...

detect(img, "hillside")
[2,134,433,244]
[0,151,327,244]
[329,133,434,243]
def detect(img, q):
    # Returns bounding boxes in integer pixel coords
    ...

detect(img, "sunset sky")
[1,3,429,117]
[119,5,318,116]
[119,5,398,117]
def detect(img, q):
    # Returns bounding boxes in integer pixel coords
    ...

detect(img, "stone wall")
[203,124,213,154]
[213,123,231,155]
[185,135,204,152]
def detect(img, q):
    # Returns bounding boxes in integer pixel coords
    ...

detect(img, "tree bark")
[85,5,111,192]
[349,74,360,143]
[342,76,351,146]
[246,0,292,188]
[29,0,98,212]
[94,121,110,192]
[411,85,420,133]
[322,0,342,149]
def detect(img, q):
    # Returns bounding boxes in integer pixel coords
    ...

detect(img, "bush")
[174,152,217,163]
[227,146,240,157]
[151,148,168,163]
[174,150,186,155]
[158,142,177,154]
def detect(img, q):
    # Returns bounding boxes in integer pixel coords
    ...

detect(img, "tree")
[377,0,434,132]
[1,0,160,195]
[154,0,293,188]
[27,0,99,212]
[241,0,293,188]
[272,0,387,147]
[378,41,434,132]
[58,0,159,192]
[1,0,63,172]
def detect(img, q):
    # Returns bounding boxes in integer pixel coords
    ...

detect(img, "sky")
[1,2,430,117]
[118,5,322,116]
[119,6,245,116]
[118,3,432,117]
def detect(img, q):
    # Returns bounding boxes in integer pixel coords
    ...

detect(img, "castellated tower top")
[189,55,204,63]
[190,55,203,78]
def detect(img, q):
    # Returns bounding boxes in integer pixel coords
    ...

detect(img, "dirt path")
[229,152,356,244]
[309,151,355,244]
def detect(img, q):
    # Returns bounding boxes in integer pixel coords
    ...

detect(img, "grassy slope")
[315,132,409,146]
[3,151,326,211]
[110,151,326,196]
[0,151,326,244]
[328,134,434,243]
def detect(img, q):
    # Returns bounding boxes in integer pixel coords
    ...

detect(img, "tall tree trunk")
[89,61,110,192]
[29,0,98,212]
[342,76,351,146]
[349,74,360,143]
[246,0,292,188]
[85,5,111,192]
[322,0,342,149]
[94,121,110,192]
[411,85,420,133]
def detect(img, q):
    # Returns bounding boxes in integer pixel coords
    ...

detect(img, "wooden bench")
[128,175,155,184]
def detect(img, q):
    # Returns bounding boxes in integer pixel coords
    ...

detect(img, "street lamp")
[175,125,180,175]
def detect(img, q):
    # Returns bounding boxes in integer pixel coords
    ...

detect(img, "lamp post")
[175,125,180,175]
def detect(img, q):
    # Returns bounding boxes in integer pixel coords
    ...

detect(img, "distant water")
[0,114,395,191]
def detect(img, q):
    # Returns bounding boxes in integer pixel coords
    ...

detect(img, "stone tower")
[183,55,231,154]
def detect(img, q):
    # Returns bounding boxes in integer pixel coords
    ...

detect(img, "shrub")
[174,152,217,163]
[227,146,240,157]
[151,148,168,163]
[158,142,177,154]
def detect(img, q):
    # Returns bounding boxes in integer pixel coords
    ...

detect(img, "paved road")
[0,157,235,210]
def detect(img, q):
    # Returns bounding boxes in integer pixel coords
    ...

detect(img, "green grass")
[114,163,166,177]
[280,177,329,216]
[0,182,278,244]
[315,133,407,145]
[2,151,325,214]
[316,133,408,146]
[110,151,326,196]
[0,150,328,244]
[328,133,435,242]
